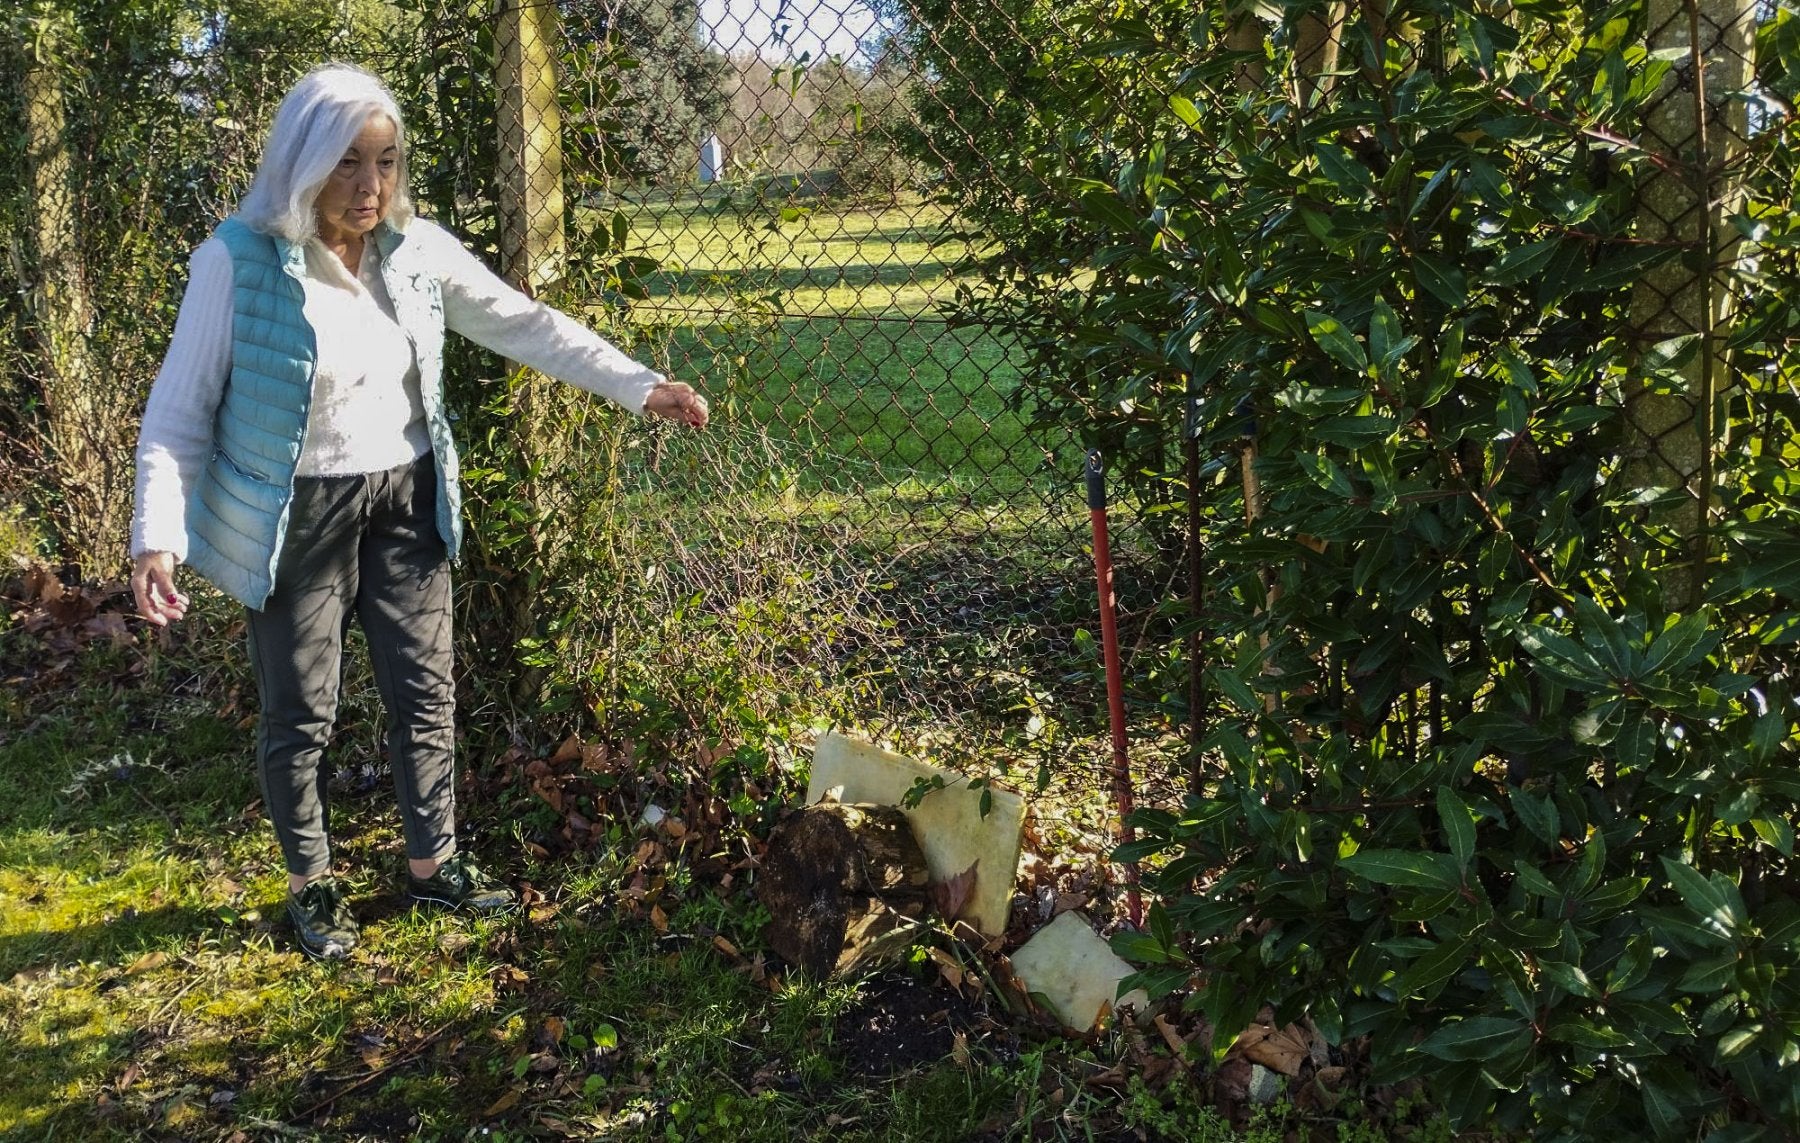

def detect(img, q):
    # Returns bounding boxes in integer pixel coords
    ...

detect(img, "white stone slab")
[1008,911,1149,1032]
[805,731,1023,936]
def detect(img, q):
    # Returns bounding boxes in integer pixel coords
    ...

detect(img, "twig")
[291,1025,452,1122]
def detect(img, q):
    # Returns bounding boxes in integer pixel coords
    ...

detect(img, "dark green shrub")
[905,0,1800,1134]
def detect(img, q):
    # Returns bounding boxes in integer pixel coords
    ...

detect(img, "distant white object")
[698,133,724,183]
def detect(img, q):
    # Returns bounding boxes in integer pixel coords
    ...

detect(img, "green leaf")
[1079,186,1143,232]
[1393,937,1473,1000]
[1640,1076,1685,1140]
[1340,849,1461,889]
[1607,936,1655,993]
[1305,310,1369,373]
[1414,253,1468,310]
[1297,452,1357,498]
[1111,930,1171,964]
[1516,624,1611,688]
[1486,238,1559,285]
[1150,902,1176,951]
[1751,814,1795,856]
[1582,875,1648,918]
[1614,713,1658,770]
[1642,612,1714,674]
[1417,1016,1533,1062]
[1511,788,1561,845]
[1676,952,1738,994]
[1421,319,1465,407]
[1118,966,1195,1001]
[1481,941,1536,1018]
[1430,1062,1499,1129]
[1209,667,1260,713]
[1537,958,1596,998]
[1714,1023,1761,1061]
[1571,697,1625,745]
[1641,905,1735,950]
[1511,857,1560,900]
[1370,296,1401,367]
[1437,786,1475,867]
[1660,857,1746,939]
[1169,94,1201,129]
[1314,142,1374,192]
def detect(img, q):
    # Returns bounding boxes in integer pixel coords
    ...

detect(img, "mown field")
[612,195,1055,505]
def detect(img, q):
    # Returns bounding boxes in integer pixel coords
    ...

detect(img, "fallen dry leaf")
[929,860,980,920]
[549,735,583,766]
[927,947,965,991]
[125,951,168,976]
[1153,1014,1188,1055]
[483,1089,522,1117]
[579,741,611,772]
[1235,1021,1310,1077]
[490,964,530,991]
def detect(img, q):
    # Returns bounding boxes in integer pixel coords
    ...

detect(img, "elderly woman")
[129,63,707,960]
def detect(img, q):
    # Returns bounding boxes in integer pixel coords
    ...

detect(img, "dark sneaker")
[287,876,358,960]
[407,852,515,913]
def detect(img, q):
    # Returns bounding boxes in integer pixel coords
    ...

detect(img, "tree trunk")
[1621,0,1753,608]
[19,10,101,570]
[757,802,932,978]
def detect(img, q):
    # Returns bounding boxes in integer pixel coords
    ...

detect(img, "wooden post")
[491,0,574,708]
[495,0,566,296]
[1621,0,1753,608]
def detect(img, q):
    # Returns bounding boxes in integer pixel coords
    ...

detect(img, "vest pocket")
[217,449,271,484]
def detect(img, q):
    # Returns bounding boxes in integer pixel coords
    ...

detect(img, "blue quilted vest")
[185,216,463,610]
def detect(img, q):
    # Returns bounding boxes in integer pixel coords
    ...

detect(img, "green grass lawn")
[0,603,1456,1141]
[595,195,1054,503]
[0,625,1017,1140]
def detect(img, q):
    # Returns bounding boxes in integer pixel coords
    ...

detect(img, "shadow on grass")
[643,258,961,302]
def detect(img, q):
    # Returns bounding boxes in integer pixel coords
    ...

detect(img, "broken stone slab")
[805,731,1024,937]
[1008,911,1150,1033]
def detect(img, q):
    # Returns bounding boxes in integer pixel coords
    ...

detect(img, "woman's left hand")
[644,380,709,428]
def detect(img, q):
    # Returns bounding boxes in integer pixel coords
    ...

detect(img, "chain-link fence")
[0,0,1142,833]
[4,0,1797,877]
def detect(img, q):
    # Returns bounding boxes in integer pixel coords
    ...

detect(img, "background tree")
[561,0,730,188]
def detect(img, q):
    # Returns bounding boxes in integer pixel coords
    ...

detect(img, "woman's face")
[314,114,398,244]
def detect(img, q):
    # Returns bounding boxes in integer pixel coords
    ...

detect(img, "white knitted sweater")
[132,218,663,560]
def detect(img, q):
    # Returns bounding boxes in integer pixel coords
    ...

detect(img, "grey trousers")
[246,455,457,878]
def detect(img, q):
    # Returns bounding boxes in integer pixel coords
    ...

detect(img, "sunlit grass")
[570,194,1052,501]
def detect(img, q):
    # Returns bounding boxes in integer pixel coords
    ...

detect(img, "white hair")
[236,63,414,243]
